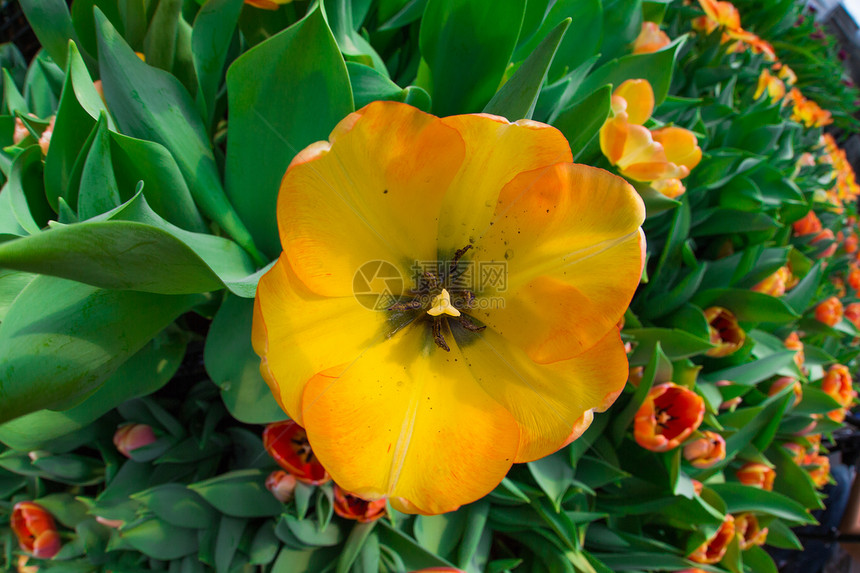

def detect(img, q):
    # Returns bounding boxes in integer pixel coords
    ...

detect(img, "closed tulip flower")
[11,502,61,559]
[688,514,735,564]
[736,462,776,490]
[683,431,726,468]
[815,296,843,327]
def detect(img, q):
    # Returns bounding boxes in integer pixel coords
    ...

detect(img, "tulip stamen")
[432,317,450,352]
[458,314,486,333]
[291,436,316,464]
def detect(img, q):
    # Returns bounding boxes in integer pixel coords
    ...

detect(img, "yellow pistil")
[427,289,461,317]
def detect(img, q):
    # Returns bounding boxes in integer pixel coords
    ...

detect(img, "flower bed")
[1,0,859,571]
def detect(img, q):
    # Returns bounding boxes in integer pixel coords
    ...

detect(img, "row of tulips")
[1,0,860,571]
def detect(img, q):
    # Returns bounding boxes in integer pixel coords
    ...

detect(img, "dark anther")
[423,271,439,291]
[447,245,473,280]
[458,315,486,332]
[388,300,422,311]
[432,317,450,352]
[291,437,316,464]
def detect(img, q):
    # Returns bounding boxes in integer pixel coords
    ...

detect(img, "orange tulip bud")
[849,266,860,291]
[113,423,157,458]
[822,364,855,422]
[803,453,830,488]
[793,211,822,236]
[13,117,29,145]
[768,376,802,406]
[651,127,703,173]
[773,62,797,86]
[752,266,793,297]
[735,513,768,549]
[634,383,704,452]
[784,331,805,371]
[244,0,292,9]
[704,307,745,357]
[815,296,843,327]
[651,177,686,199]
[811,228,837,259]
[266,470,298,503]
[754,69,785,103]
[846,302,860,329]
[38,116,55,156]
[11,502,62,559]
[688,514,735,564]
[683,431,726,468]
[632,21,671,54]
[735,462,775,491]
[263,420,331,485]
[333,485,387,522]
[691,479,704,495]
[782,442,806,465]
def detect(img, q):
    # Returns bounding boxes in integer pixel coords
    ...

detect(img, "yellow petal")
[278,101,466,297]
[651,127,702,173]
[613,79,655,125]
[252,256,388,424]
[599,113,630,166]
[300,330,520,515]
[472,163,645,362]
[453,326,628,462]
[435,114,572,255]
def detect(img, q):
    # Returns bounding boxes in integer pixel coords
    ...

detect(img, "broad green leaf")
[701,352,798,385]
[44,43,102,211]
[414,511,467,560]
[225,6,353,259]
[0,276,201,422]
[528,450,574,511]
[271,547,336,573]
[215,516,247,573]
[78,115,122,219]
[7,146,51,235]
[276,514,343,547]
[347,62,430,111]
[378,0,428,30]
[708,483,815,524]
[513,0,601,79]
[598,0,642,63]
[204,293,287,423]
[336,522,377,573]
[109,131,207,232]
[457,500,489,569]
[121,518,199,560]
[769,443,824,510]
[626,328,714,363]
[133,484,219,529]
[420,0,526,115]
[783,261,823,314]
[190,469,283,518]
[249,522,280,565]
[0,269,36,321]
[553,85,611,160]
[18,0,80,69]
[143,0,181,74]
[375,521,458,570]
[95,9,264,264]
[24,53,64,118]
[0,329,185,450]
[192,0,244,129]
[3,69,28,115]
[691,288,800,323]
[325,0,387,71]
[484,18,570,120]
[577,36,685,106]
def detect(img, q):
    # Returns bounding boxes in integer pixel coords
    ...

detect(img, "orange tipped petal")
[613,79,655,126]
[651,127,702,173]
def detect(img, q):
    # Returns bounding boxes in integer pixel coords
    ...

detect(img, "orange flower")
[822,364,855,409]
[815,296,843,327]
[13,116,29,145]
[688,514,736,564]
[803,453,830,488]
[784,332,805,371]
[113,423,156,458]
[752,265,794,297]
[753,69,786,103]
[244,0,292,9]
[599,81,701,182]
[845,302,860,328]
[634,383,705,451]
[38,116,55,156]
[11,502,61,559]
[652,177,686,199]
[683,431,726,468]
[736,462,776,490]
[252,102,645,514]
[633,21,671,54]
[333,485,387,522]
[844,233,858,254]
[782,442,806,464]
[691,479,704,495]
[810,228,837,259]
[768,376,802,406]
[694,0,742,33]
[735,513,768,549]
[263,420,330,485]
[410,569,466,573]
[793,210,822,236]
[774,62,797,86]
[788,88,833,127]
[849,266,860,291]
[716,379,742,410]
[266,470,297,503]
[704,307,745,357]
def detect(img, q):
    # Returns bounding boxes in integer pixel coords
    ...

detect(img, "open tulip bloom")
[252,101,646,514]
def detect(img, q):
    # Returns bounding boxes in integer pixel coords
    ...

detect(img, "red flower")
[736,462,775,490]
[688,514,735,564]
[634,383,704,451]
[683,431,726,468]
[735,513,768,549]
[704,307,745,357]
[263,420,330,485]
[266,470,298,503]
[793,211,822,236]
[815,296,843,327]
[11,502,61,559]
[333,485,387,522]
[113,424,157,458]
